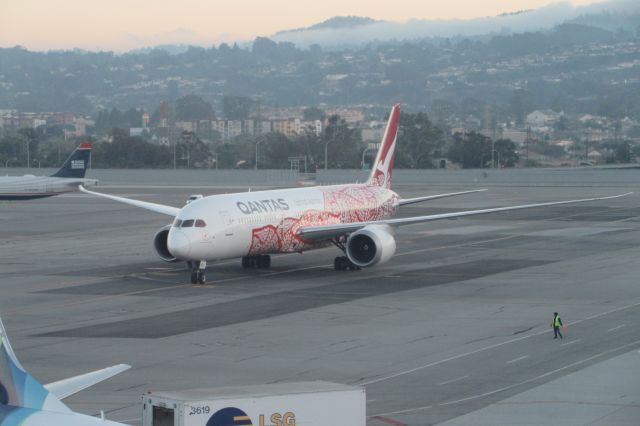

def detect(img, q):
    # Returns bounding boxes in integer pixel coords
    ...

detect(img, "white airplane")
[0,318,129,425]
[80,104,629,284]
[0,142,98,200]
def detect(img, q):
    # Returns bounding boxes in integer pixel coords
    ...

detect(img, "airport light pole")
[492,150,501,169]
[361,143,379,169]
[324,140,331,171]
[491,139,495,168]
[255,137,265,170]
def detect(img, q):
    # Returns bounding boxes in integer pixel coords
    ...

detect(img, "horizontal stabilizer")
[45,364,131,400]
[399,189,487,206]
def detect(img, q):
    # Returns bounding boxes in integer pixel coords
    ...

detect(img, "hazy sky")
[0,0,604,51]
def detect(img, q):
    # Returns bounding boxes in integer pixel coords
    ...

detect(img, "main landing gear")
[242,255,271,269]
[334,256,360,271]
[331,238,360,271]
[188,260,207,284]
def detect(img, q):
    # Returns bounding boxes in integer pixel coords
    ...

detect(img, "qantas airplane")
[0,318,129,425]
[80,105,629,284]
[0,142,97,200]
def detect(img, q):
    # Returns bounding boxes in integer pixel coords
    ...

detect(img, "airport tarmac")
[1,167,640,425]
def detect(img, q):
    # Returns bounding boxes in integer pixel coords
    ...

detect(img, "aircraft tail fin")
[0,318,70,412]
[367,104,400,189]
[50,142,92,178]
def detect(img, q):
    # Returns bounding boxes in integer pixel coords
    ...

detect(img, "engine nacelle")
[346,225,396,268]
[153,225,180,262]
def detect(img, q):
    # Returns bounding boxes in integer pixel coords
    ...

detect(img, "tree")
[222,95,254,120]
[447,132,492,169]
[320,115,362,169]
[175,94,214,121]
[303,107,325,121]
[395,112,444,168]
[493,139,519,167]
[261,133,305,168]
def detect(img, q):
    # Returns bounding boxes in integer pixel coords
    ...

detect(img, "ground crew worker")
[551,312,563,339]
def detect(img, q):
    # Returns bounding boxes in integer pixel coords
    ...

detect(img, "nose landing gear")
[188,260,207,284]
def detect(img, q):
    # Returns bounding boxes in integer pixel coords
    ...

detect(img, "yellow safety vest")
[554,316,561,327]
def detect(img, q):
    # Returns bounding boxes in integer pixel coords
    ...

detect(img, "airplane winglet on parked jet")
[0,142,98,200]
[0,318,129,425]
[78,104,631,283]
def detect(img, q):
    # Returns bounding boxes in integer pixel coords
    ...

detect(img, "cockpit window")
[173,219,182,227]
[182,219,194,228]
[195,219,206,228]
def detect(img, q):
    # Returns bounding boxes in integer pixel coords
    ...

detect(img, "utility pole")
[525,127,531,162]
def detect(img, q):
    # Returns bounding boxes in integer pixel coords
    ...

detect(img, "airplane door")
[221,212,234,236]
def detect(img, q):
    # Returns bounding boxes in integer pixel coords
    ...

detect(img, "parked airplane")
[80,105,629,284]
[0,142,97,200]
[0,318,129,425]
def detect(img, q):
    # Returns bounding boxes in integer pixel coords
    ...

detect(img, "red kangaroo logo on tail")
[369,104,400,189]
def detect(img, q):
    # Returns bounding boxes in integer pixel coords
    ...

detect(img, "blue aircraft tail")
[50,142,92,179]
[0,319,69,412]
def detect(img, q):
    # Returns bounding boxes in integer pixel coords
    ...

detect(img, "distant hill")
[276,16,381,35]
[271,0,640,48]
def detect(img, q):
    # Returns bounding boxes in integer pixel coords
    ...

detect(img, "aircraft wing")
[79,185,180,216]
[298,192,631,241]
[399,189,487,206]
[45,364,131,400]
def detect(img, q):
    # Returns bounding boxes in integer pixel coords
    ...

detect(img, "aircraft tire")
[190,271,198,284]
[258,255,271,269]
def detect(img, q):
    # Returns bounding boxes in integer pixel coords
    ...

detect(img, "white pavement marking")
[561,339,582,347]
[438,338,640,407]
[438,375,469,386]
[607,324,626,332]
[370,404,433,417]
[360,299,640,385]
[506,355,530,364]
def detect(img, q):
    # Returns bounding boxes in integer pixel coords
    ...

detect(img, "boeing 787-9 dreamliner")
[80,105,629,283]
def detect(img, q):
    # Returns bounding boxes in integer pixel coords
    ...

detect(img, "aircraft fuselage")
[168,183,399,261]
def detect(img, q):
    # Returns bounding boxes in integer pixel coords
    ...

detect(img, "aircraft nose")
[168,229,191,258]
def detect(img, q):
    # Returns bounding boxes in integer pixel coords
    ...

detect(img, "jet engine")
[153,225,179,262]
[346,225,396,268]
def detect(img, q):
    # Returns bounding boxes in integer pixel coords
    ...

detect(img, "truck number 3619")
[188,406,210,415]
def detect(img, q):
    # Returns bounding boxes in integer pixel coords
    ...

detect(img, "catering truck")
[141,381,365,426]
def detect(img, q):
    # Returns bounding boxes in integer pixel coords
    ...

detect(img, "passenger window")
[182,219,194,228]
[195,219,206,228]
[173,219,182,227]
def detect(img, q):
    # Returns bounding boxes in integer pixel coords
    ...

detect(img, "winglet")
[368,104,400,189]
[45,364,131,400]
